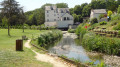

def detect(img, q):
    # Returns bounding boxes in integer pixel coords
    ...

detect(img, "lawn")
[0,29,53,67]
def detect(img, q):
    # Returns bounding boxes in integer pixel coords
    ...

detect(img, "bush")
[82,32,120,56]
[111,21,118,26]
[68,29,76,33]
[99,21,107,25]
[76,25,87,38]
[38,30,63,48]
[91,18,98,25]
[111,14,120,21]
[99,14,104,19]
[118,31,120,35]
[113,23,120,30]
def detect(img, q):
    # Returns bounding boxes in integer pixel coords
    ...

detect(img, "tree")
[69,8,74,15]
[118,0,120,5]
[19,10,26,32]
[2,17,8,27]
[118,5,120,14]
[32,16,37,25]
[56,3,68,8]
[74,5,82,15]
[1,0,23,36]
[72,14,83,23]
[82,5,91,17]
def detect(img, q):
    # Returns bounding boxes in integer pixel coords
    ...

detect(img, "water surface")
[47,33,103,64]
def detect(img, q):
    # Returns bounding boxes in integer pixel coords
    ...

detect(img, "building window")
[47,19,49,22]
[54,14,56,16]
[54,19,56,21]
[57,14,59,15]
[64,17,66,21]
[58,17,59,18]
[67,17,70,20]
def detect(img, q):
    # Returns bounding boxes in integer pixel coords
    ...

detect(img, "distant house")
[44,5,74,28]
[90,9,107,20]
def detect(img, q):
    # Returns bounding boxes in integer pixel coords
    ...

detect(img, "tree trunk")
[23,25,24,33]
[8,25,10,36]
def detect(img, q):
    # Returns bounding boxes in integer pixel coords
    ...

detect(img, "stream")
[46,32,103,65]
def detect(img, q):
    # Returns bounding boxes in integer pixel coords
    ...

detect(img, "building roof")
[45,6,57,10]
[45,6,70,13]
[92,9,107,14]
[57,8,69,13]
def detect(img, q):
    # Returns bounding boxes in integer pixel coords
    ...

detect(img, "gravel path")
[24,40,75,67]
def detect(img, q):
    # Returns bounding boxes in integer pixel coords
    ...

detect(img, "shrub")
[111,21,118,26]
[111,14,120,21]
[68,29,76,33]
[76,25,87,38]
[99,21,107,25]
[99,14,104,19]
[38,30,63,48]
[91,18,98,25]
[118,31,120,35]
[82,32,120,56]
[113,23,120,30]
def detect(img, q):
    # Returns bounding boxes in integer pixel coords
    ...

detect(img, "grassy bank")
[0,29,53,67]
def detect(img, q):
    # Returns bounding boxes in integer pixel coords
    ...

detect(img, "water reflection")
[47,33,103,64]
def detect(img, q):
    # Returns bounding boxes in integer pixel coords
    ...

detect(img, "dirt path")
[24,40,75,67]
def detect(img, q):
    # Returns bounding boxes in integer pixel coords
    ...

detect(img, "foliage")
[72,14,83,23]
[56,3,68,8]
[91,18,98,25]
[99,14,104,19]
[107,10,113,17]
[38,30,63,48]
[118,5,120,14]
[82,32,120,56]
[118,31,120,35]
[82,4,91,17]
[111,14,120,20]
[113,23,120,30]
[2,17,8,27]
[68,29,76,33]
[99,21,107,25]
[76,25,87,38]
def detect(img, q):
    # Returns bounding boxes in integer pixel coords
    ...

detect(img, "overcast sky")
[0,0,91,12]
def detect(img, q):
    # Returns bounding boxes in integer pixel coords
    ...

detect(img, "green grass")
[0,29,53,67]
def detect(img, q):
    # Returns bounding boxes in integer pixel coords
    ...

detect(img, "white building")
[44,5,74,28]
[90,9,107,20]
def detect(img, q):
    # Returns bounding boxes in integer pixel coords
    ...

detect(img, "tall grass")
[76,25,87,38]
[82,32,120,56]
[37,30,63,48]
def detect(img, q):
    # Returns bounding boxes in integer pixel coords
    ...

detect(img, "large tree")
[56,3,68,8]
[1,0,23,36]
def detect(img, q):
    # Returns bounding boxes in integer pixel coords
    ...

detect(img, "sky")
[0,0,91,12]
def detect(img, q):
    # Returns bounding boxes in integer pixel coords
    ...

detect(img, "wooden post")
[16,39,23,51]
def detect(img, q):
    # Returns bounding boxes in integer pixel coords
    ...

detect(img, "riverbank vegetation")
[75,5,120,56]
[31,30,63,49]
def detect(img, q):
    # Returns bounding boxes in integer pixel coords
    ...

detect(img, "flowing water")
[46,32,103,64]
